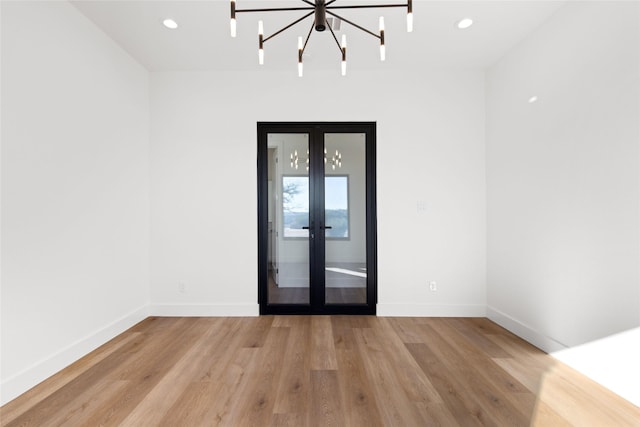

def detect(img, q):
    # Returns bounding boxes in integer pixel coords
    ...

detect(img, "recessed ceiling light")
[456,18,473,29]
[528,95,538,104]
[162,18,178,30]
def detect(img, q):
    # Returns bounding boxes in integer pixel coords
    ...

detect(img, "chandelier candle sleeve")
[379,16,385,61]
[258,20,264,64]
[298,36,304,77]
[341,34,347,76]
[230,0,236,37]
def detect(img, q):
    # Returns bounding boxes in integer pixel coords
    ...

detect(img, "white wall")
[149,67,487,316]
[486,1,639,406]
[0,1,150,405]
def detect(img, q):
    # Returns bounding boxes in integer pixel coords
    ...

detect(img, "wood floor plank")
[310,316,338,370]
[309,370,343,427]
[330,315,357,351]
[270,412,308,427]
[118,318,232,425]
[417,321,531,426]
[405,342,486,426]
[77,318,209,426]
[158,318,262,425]
[273,317,311,415]
[444,318,513,358]
[158,347,258,426]
[240,315,274,348]
[3,316,639,427]
[41,380,130,427]
[353,327,426,426]
[227,326,291,426]
[517,396,571,427]
[387,316,426,344]
[415,402,460,426]
[335,348,383,427]
[377,318,442,404]
[429,319,534,420]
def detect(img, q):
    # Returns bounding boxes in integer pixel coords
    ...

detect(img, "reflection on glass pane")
[283,176,309,238]
[267,133,310,305]
[325,133,367,304]
[325,176,349,238]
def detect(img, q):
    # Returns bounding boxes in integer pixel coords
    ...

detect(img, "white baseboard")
[377,303,486,317]
[486,305,567,353]
[150,304,259,317]
[0,304,149,406]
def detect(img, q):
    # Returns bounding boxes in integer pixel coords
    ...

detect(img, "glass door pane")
[324,133,367,304]
[267,133,310,305]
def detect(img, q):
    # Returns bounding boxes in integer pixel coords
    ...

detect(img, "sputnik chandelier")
[291,148,343,170]
[230,0,413,76]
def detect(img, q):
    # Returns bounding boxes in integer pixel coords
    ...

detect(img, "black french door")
[258,122,377,314]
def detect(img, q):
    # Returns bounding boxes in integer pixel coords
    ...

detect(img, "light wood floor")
[2,316,639,426]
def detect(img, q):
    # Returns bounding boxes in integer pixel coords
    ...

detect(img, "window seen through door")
[282,175,349,239]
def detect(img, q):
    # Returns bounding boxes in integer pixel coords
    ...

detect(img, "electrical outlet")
[178,282,186,294]
[429,281,437,291]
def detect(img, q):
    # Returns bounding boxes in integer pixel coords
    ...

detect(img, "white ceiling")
[71,0,565,72]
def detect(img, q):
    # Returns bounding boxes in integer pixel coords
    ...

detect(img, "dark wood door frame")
[257,122,377,315]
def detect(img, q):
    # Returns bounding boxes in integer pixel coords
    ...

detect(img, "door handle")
[302,226,310,229]
[322,226,332,229]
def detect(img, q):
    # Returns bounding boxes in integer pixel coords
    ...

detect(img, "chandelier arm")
[325,10,380,39]
[325,0,338,6]
[300,0,316,6]
[263,11,315,43]
[327,4,409,10]
[236,6,314,13]
[303,21,315,52]
[326,19,344,54]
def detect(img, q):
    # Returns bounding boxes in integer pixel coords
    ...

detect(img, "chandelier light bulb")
[407,12,413,32]
[379,16,385,31]
[380,44,386,61]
